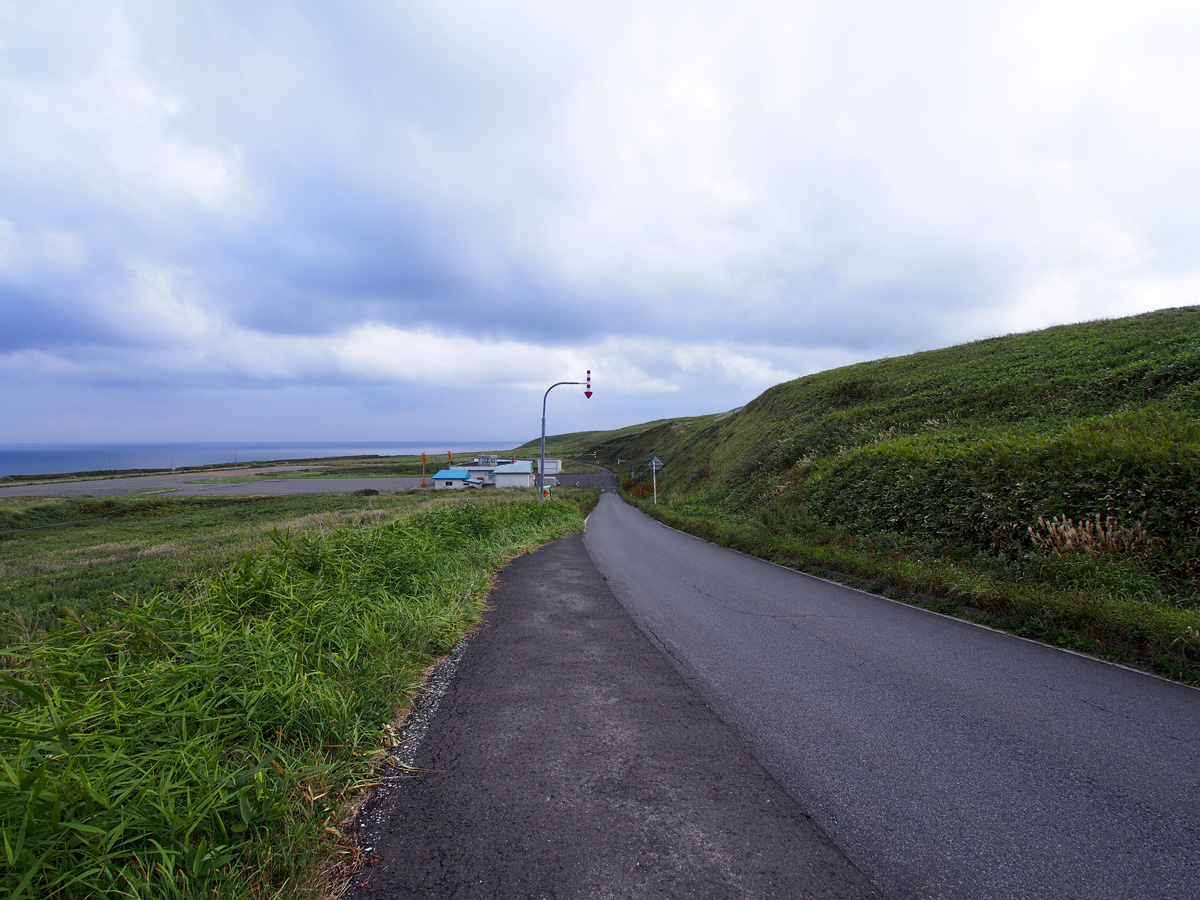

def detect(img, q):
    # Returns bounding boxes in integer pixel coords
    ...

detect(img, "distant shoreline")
[0,441,518,480]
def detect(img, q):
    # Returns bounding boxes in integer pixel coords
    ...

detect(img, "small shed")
[541,458,562,475]
[493,461,534,489]
[464,465,496,486]
[432,468,471,489]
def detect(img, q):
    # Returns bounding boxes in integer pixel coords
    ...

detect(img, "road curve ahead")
[584,493,1200,900]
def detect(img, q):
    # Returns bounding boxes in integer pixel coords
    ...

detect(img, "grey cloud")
[3,1,1198,441]
[0,285,111,351]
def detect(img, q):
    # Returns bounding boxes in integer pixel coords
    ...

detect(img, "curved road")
[584,493,1200,900]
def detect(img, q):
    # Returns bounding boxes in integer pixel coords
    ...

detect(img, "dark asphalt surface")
[584,494,1200,900]
[550,471,612,491]
[347,532,880,899]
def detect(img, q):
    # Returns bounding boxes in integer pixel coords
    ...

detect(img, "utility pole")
[539,371,592,500]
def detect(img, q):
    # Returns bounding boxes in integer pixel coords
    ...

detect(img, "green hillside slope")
[581,306,1200,679]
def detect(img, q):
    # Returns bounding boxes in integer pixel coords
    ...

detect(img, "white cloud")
[0,3,252,216]
[114,260,224,343]
[331,324,577,386]
[0,219,86,274]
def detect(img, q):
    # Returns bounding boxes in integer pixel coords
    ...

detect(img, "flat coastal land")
[0,467,426,498]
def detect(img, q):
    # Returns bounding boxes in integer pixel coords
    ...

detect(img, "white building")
[493,461,534,489]
[464,465,496,486]
[432,468,471,489]
[541,458,562,475]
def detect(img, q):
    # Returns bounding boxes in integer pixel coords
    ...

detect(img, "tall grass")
[1,497,583,899]
[0,493,444,646]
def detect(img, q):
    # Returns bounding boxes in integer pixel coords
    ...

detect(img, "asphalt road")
[550,470,615,491]
[348,532,879,899]
[584,493,1200,900]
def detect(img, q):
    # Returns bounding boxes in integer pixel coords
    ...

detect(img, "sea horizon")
[0,441,521,478]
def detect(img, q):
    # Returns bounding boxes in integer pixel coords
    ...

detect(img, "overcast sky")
[2,1,1197,444]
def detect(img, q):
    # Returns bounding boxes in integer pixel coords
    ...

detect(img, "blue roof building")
[432,469,472,489]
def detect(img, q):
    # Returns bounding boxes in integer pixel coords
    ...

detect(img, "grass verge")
[1,493,587,899]
[0,493,443,646]
[623,493,1200,683]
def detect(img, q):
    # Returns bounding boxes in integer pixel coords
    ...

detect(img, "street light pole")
[539,372,592,500]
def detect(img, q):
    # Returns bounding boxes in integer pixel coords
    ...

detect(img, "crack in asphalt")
[353,635,473,848]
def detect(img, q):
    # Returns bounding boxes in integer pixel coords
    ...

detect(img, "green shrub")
[795,405,1200,584]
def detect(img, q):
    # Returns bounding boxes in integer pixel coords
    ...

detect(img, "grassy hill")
[565,306,1200,680]
[511,417,721,461]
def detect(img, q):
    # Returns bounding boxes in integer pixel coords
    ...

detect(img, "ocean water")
[0,442,518,478]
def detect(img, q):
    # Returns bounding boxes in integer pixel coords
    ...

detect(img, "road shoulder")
[346,533,879,899]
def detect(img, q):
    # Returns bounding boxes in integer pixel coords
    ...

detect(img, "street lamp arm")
[542,381,584,417]
[539,380,588,500]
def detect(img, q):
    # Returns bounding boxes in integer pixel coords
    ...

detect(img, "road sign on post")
[650,456,663,504]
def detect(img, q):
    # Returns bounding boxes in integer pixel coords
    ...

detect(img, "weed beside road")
[1,491,591,899]
[0,493,441,646]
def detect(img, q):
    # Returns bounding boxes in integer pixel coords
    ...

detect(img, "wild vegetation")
[1,490,592,899]
[1,493,439,646]
[589,306,1200,680]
